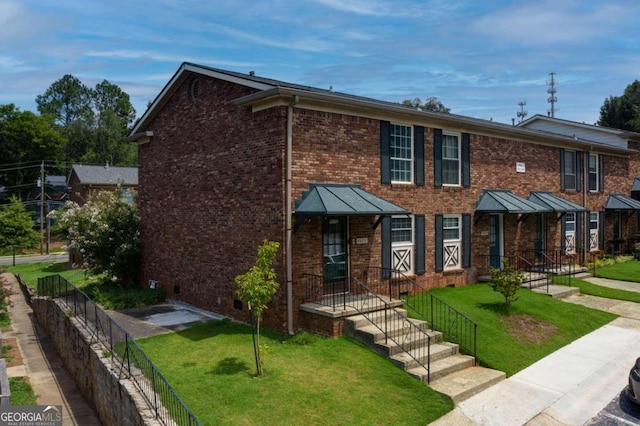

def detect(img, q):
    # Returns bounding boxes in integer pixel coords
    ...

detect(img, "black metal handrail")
[366,267,477,361]
[303,272,435,382]
[37,275,201,426]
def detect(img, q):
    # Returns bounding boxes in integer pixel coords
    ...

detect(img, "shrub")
[489,261,524,309]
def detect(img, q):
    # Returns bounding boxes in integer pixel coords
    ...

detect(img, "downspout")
[286,95,299,335]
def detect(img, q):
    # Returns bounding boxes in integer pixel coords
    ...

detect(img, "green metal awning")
[475,189,551,214]
[632,177,640,192]
[295,184,408,216]
[605,193,640,210]
[527,191,587,212]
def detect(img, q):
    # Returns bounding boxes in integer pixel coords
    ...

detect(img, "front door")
[323,217,348,291]
[489,214,502,269]
[535,214,545,262]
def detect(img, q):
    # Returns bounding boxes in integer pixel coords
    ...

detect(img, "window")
[563,150,577,190]
[564,213,576,254]
[589,212,599,251]
[391,216,413,273]
[588,154,598,191]
[442,133,460,185]
[434,130,470,188]
[390,124,413,183]
[443,215,461,270]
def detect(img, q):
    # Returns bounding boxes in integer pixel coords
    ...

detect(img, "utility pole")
[517,101,528,123]
[40,160,44,255]
[547,72,557,118]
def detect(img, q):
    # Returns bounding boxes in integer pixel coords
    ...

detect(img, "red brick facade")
[131,64,640,335]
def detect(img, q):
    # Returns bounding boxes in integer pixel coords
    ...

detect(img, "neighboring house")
[68,164,138,205]
[26,175,68,224]
[127,63,640,336]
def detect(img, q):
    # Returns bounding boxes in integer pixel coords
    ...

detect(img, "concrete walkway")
[1,273,102,425]
[432,274,640,426]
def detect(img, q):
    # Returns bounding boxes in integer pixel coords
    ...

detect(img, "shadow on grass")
[207,357,250,375]
[477,301,511,316]
[174,320,255,342]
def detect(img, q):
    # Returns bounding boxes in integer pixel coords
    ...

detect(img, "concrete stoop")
[531,284,580,299]
[429,366,506,403]
[344,309,506,403]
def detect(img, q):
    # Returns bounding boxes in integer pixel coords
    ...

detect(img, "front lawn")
[137,321,453,426]
[8,261,86,286]
[557,276,640,302]
[426,284,617,376]
[593,258,640,283]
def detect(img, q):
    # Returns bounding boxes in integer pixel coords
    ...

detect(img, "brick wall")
[30,297,161,426]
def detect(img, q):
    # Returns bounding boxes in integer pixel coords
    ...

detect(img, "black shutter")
[415,126,425,186]
[434,129,443,187]
[380,121,391,184]
[415,215,425,274]
[599,154,605,193]
[561,215,566,253]
[381,215,391,277]
[599,211,605,251]
[576,212,583,254]
[560,148,565,190]
[576,151,582,192]
[463,213,471,268]
[462,133,471,188]
[435,214,443,272]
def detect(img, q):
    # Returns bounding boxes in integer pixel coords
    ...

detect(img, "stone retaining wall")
[29,294,162,426]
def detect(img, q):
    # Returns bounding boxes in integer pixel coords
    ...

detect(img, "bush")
[82,274,164,310]
[489,261,524,309]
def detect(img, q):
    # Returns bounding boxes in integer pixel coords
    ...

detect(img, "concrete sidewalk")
[433,274,640,425]
[1,273,101,425]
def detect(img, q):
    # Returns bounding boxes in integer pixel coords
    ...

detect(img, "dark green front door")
[489,214,502,269]
[323,217,347,290]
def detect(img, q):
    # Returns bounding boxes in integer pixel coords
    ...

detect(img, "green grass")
[556,276,640,302]
[425,284,617,376]
[137,320,453,426]
[593,259,640,283]
[9,377,37,405]
[8,262,86,287]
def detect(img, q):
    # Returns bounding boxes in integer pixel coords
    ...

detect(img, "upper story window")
[434,129,470,188]
[442,133,461,186]
[563,150,577,190]
[588,154,599,191]
[390,124,413,183]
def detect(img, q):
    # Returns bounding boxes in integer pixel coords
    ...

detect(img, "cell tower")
[547,72,557,118]
[517,101,528,123]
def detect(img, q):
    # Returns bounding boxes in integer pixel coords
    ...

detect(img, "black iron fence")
[37,274,201,426]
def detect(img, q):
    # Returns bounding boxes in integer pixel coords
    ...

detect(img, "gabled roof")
[527,191,587,212]
[129,63,635,156]
[605,193,640,210]
[295,184,408,216]
[70,164,138,186]
[475,189,551,214]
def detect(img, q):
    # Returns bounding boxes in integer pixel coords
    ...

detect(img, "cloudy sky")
[1,0,638,125]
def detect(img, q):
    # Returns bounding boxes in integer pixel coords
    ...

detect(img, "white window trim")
[442,131,461,187]
[565,213,576,254]
[391,215,414,274]
[589,211,599,251]
[588,153,599,192]
[443,214,462,270]
[390,123,414,184]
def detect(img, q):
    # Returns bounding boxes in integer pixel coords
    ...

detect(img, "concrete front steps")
[344,308,505,403]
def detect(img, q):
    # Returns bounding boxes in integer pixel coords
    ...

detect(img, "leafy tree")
[0,196,39,252]
[598,80,640,132]
[0,104,65,200]
[489,261,524,309]
[402,97,451,113]
[234,240,280,376]
[52,190,139,286]
[35,75,137,168]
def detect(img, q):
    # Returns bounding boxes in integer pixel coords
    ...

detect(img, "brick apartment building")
[127,62,640,336]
